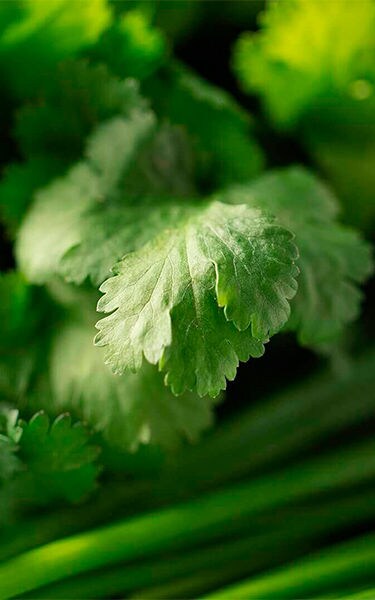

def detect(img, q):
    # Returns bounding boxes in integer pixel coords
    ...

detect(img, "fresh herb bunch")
[0,1,374,599]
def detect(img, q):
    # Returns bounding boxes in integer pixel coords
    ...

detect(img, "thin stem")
[340,588,375,600]
[0,480,151,563]
[203,532,375,599]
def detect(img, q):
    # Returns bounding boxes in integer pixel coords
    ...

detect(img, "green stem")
[131,567,244,600]
[21,489,375,600]
[340,588,375,600]
[203,533,375,599]
[313,585,375,599]
[0,480,151,563]
[129,489,375,599]
[20,534,286,600]
[1,438,375,598]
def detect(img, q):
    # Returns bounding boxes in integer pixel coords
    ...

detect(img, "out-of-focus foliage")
[0,405,100,523]
[146,63,265,188]
[49,318,216,450]
[233,0,375,229]
[0,0,111,98]
[90,8,167,79]
[234,0,375,127]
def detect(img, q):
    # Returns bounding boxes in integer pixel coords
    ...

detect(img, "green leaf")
[120,123,196,199]
[147,63,264,188]
[16,114,197,287]
[48,318,216,450]
[15,61,147,163]
[16,163,103,285]
[60,201,183,287]
[233,0,375,128]
[90,8,166,80]
[16,110,156,284]
[0,436,20,483]
[17,411,100,503]
[0,0,111,98]
[0,273,57,401]
[0,158,62,234]
[95,201,298,396]
[0,406,22,482]
[0,404,99,521]
[301,94,375,231]
[3,64,150,236]
[233,1,375,231]
[219,167,373,346]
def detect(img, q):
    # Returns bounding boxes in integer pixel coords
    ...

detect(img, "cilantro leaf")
[219,167,373,346]
[59,202,183,287]
[147,63,264,189]
[0,158,62,235]
[233,0,375,129]
[2,64,151,237]
[232,0,375,230]
[48,318,216,450]
[120,123,196,199]
[95,201,298,396]
[16,412,100,503]
[16,111,156,284]
[90,8,166,80]
[0,404,99,524]
[0,406,22,482]
[0,273,58,402]
[16,115,195,286]
[15,61,147,163]
[16,163,103,285]
[0,0,111,98]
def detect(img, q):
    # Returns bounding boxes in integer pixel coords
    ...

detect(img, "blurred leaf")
[233,0,375,229]
[15,61,147,162]
[0,406,22,482]
[16,113,197,287]
[0,0,111,98]
[1,63,149,236]
[0,157,62,234]
[17,411,100,503]
[16,110,156,284]
[90,8,167,80]
[0,272,59,402]
[48,318,216,450]
[147,64,264,189]
[233,0,375,128]
[302,94,375,230]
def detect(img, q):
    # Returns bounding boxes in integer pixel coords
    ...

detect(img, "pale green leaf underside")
[49,319,216,450]
[16,163,102,284]
[95,201,298,397]
[219,167,373,345]
[60,203,186,287]
[16,112,155,284]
